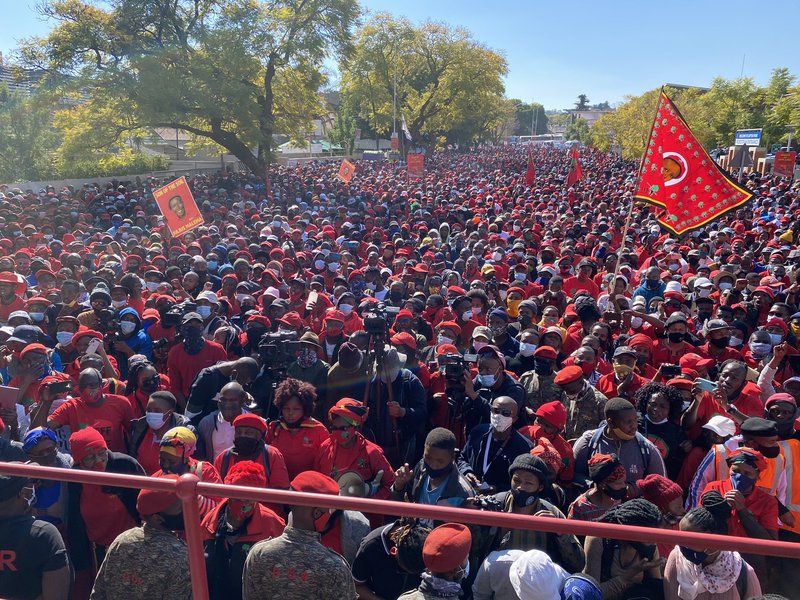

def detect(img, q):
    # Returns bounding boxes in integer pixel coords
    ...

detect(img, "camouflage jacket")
[519,370,562,411]
[560,384,608,441]
[89,522,190,600]
[242,525,356,600]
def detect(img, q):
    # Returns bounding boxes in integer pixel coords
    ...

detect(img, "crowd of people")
[0,142,798,600]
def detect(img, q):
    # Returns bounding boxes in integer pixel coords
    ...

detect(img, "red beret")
[277,312,304,329]
[628,334,653,349]
[423,523,472,573]
[436,343,459,356]
[20,343,48,358]
[535,400,567,431]
[136,475,180,516]
[533,346,557,360]
[247,315,272,328]
[224,460,267,488]
[69,426,107,463]
[638,474,682,511]
[554,365,583,385]
[765,392,797,409]
[437,321,461,336]
[766,318,788,337]
[396,309,414,321]
[233,413,267,435]
[447,286,466,296]
[290,471,339,495]
[390,332,417,348]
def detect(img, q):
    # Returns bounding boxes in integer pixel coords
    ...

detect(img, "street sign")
[774,151,797,178]
[735,129,762,146]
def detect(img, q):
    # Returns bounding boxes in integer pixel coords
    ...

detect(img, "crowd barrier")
[1,461,798,600]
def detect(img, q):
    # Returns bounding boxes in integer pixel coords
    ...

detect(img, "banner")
[774,151,797,178]
[565,147,581,187]
[524,147,536,186]
[634,90,753,236]
[407,153,424,179]
[338,159,355,183]
[152,176,204,237]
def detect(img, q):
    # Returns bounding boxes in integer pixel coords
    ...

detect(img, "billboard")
[774,151,797,178]
[407,153,424,179]
[152,176,204,237]
[734,129,762,146]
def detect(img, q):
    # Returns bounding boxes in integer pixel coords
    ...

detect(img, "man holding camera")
[463,346,526,429]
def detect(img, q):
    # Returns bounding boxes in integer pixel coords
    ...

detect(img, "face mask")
[709,336,730,349]
[490,412,512,432]
[473,307,482,316]
[613,364,634,379]
[146,412,166,430]
[111,300,127,309]
[390,291,403,302]
[160,512,186,531]
[511,488,539,507]
[769,333,783,345]
[507,299,522,318]
[718,282,733,291]
[366,282,377,291]
[519,342,536,357]
[750,342,771,358]
[196,306,212,319]
[438,335,454,346]
[145,281,159,292]
[611,427,636,441]
[228,501,255,523]
[696,288,712,298]
[233,436,261,456]
[24,486,37,509]
[314,259,325,270]
[56,331,74,346]
[534,359,553,376]
[479,373,497,388]
[29,312,45,322]
[730,471,756,494]
[207,261,218,270]
[339,304,354,315]
[667,332,685,344]
[646,279,660,290]
[663,511,683,526]
[490,324,507,338]
[314,508,333,533]
[454,560,470,583]
[679,546,708,565]
[603,486,628,500]
[630,316,643,329]
[332,426,355,445]
[462,309,473,321]
[379,366,400,383]
[757,444,780,459]
[424,461,451,478]
[120,321,136,335]
[297,348,318,368]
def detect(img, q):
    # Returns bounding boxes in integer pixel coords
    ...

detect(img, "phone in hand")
[695,378,718,393]
[85,338,102,355]
[47,380,73,395]
[661,364,682,377]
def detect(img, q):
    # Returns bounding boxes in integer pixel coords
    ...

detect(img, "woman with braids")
[264,377,329,479]
[635,381,690,480]
[663,490,762,599]
[583,498,665,600]
[351,518,431,600]
[124,357,170,419]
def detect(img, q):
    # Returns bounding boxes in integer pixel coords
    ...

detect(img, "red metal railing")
[1,461,798,600]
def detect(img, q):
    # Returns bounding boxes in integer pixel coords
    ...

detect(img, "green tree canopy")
[338,13,507,150]
[564,117,591,144]
[575,94,590,110]
[21,0,360,175]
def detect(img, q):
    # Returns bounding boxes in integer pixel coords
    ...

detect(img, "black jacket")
[128,412,196,458]
[457,424,533,492]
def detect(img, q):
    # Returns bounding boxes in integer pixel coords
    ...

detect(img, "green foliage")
[509,100,548,136]
[0,85,59,182]
[575,94,590,110]
[23,0,361,174]
[564,117,591,144]
[591,69,800,160]
[339,13,508,150]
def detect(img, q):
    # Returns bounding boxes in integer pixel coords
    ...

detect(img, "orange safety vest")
[778,439,800,535]
[711,444,784,496]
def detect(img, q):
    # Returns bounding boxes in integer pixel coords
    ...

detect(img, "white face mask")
[462,309,473,321]
[696,288,712,298]
[314,259,325,270]
[493,251,503,262]
[490,412,513,432]
[473,307,482,315]
[729,336,743,347]
[498,290,508,301]
[515,272,527,281]
[437,335,454,346]
[120,321,136,335]
[718,282,733,291]
[145,411,167,430]
[145,281,159,292]
[519,342,536,357]
[112,300,127,308]
[630,316,643,329]
[328,262,340,272]
[339,304,353,315]
[236,293,247,302]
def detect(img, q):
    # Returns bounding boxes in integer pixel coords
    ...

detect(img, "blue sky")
[4,0,800,110]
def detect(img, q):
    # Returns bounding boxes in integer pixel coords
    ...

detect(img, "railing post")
[177,473,209,600]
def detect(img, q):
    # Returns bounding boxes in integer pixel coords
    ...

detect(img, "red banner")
[565,147,581,187]
[338,159,355,183]
[407,153,424,179]
[634,90,753,236]
[524,147,536,186]
[774,151,796,178]
[152,176,204,238]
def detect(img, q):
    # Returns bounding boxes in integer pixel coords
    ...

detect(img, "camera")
[46,380,73,395]
[443,354,466,383]
[95,308,118,334]
[471,494,504,512]
[160,301,197,328]
[258,331,301,369]
[363,302,400,337]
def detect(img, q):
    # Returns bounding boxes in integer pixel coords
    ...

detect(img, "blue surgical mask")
[769,333,783,345]
[207,261,218,270]
[196,306,212,318]
[730,471,756,494]
[478,374,496,387]
[56,331,74,346]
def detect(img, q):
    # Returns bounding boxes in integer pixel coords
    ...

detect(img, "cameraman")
[145,294,180,345]
[364,347,427,467]
[76,285,113,329]
[463,346,526,429]
[185,357,260,423]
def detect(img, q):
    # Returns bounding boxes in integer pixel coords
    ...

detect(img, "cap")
[422,523,472,573]
[554,365,583,385]
[181,311,204,325]
[476,344,506,368]
[196,290,220,305]
[535,400,567,431]
[680,353,715,371]
[472,325,492,340]
[136,475,180,516]
[740,417,778,437]
[612,346,637,359]
[7,325,41,345]
[726,447,767,472]
[702,415,737,438]
[705,319,731,333]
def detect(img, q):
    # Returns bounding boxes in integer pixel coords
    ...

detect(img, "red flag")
[524,147,536,186]
[566,147,582,187]
[634,90,752,235]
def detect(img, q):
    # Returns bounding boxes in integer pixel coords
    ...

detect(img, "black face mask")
[424,462,451,478]
[645,280,660,290]
[160,512,185,531]
[234,436,261,456]
[160,461,187,476]
[667,332,685,344]
[518,314,532,328]
[679,546,708,565]
[709,337,730,349]
[635,355,646,367]
[533,359,553,376]
[697,311,712,321]
[511,488,539,507]
[139,379,159,395]
[757,444,780,459]
[389,291,402,302]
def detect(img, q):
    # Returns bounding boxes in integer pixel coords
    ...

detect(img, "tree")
[575,94,590,110]
[0,84,58,182]
[22,0,360,176]
[509,100,548,136]
[339,13,507,151]
[564,117,591,145]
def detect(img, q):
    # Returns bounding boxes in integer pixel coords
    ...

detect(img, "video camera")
[258,331,301,370]
[442,353,467,384]
[362,302,400,337]
[160,301,197,329]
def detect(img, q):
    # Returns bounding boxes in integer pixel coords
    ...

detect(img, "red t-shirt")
[213,444,290,490]
[313,434,396,500]
[80,483,137,546]
[265,419,330,480]
[696,343,743,366]
[167,340,228,397]
[0,295,26,323]
[703,479,778,538]
[562,276,600,299]
[49,394,133,453]
[596,372,648,400]
[136,429,162,475]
